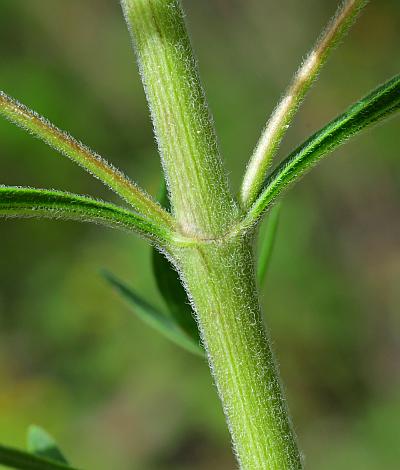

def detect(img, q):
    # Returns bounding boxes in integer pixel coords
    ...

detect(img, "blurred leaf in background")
[0,1,399,469]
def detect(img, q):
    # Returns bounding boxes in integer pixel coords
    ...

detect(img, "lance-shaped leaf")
[27,426,68,465]
[0,186,172,244]
[0,443,80,470]
[151,250,201,344]
[257,203,281,287]
[245,74,400,225]
[0,91,173,229]
[152,181,201,344]
[102,271,203,356]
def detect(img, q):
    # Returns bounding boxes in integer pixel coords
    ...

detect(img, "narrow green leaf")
[102,270,203,356]
[246,74,400,224]
[0,443,79,470]
[0,186,172,244]
[152,181,201,344]
[0,91,173,228]
[257,203,281,286]
[27,426,67,465]
[240,0,369,208]
[151,250,201,344]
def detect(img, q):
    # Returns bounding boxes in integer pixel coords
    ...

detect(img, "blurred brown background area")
[0,1,399,468]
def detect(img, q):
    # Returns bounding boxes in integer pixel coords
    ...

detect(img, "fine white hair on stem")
[240,0,369,209]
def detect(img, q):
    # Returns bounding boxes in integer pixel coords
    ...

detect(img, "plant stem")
[172,236,301,469]
[122,1,301,467]
[121,0,237,238]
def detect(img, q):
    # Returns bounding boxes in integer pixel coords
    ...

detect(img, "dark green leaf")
[0,186,171,243]
[102,270,203,356]
[152,182,201,344]
[0,91,174,226]
[0,443,79,470]
[257,203,281,286]
[27,426,68,465]
[247,74,400,223]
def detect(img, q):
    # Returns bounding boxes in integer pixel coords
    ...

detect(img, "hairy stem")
[121,0,238,237]
[122,1,301,468]
[240,0,369,208]
[173,237,302,469]
[0,91,173,228]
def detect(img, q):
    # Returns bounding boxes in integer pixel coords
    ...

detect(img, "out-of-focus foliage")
[0,1,399,469]
[27,424,68,464]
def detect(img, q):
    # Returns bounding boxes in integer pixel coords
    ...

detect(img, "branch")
[240,0,369,208]
[243,74,400,227]
[0,186,174,244]
[0,91,173,229]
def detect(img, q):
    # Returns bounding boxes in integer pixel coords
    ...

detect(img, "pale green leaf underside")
[0,187,170,243]
[0,443,79,470]
[246,73,400,223]
[27,426,68,465]
[257,203,281,286]
[241,0,369,208]
[102,270,203,356]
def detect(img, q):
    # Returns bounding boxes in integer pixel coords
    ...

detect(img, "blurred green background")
[0,1,399,468]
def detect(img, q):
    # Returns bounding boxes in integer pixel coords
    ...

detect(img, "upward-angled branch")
[240,0,369,208]
[0,186,173,244]
[243,74,400,228]
[0,91,174,229]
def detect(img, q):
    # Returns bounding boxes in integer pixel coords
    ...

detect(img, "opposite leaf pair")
[104,186,282,356]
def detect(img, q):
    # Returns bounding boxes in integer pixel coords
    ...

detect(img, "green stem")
[172,237,301,469]
[122,1,301,468]
[121,0,237,237]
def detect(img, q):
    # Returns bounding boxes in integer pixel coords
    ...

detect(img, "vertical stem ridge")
[175,239,302,469]
[121,0,238,237]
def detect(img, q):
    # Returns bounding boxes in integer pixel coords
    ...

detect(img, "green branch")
[0,186,173,244]
[0,91,173,228]
[244,74,400,226]
[240,0,369,208]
